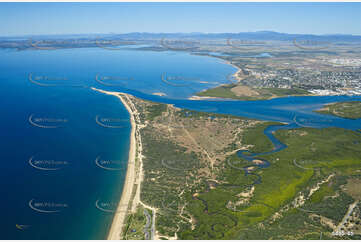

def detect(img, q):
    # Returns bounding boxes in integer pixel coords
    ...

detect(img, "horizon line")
[2,30,361,38]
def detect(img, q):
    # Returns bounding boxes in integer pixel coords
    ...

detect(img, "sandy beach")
[188,95,220,100]
[224,59,243,83]
[91,87,138,240]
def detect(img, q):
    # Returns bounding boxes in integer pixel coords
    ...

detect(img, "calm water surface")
[0,47,360,239]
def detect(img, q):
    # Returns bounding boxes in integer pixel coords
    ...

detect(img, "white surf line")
[91,87,137,240]
[92,87,160,239]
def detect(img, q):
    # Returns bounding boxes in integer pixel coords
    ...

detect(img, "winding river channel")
[1,47,361,239]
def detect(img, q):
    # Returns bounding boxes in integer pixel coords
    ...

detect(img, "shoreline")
[226,60,243,83]
[192,56,359,101]
[91,87,138,240]
[188,59,242,101]
[189,56,245,100]
[190,56,315,101]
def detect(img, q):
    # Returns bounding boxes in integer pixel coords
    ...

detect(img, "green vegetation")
[308,190,354,223]
[236,209,331,240]
[316,101,361,119]
[129,95,361,239]
[269,128,361,173]
[197,84,242,99]
[182,126,361,239]
[196,83,310,101]
[258,87,309,96]
[229,128,361,239]
[123,206,146,240]
[143,103,167,120]
[241,122,281,153]
[303,176,354,223]
[310,182,334,203]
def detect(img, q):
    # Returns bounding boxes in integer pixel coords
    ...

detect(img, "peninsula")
[315,101,361,120]
[92,87,361,240]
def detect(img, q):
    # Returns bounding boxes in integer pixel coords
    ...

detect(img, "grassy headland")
[196,83,310,101]
[315,101,361,119]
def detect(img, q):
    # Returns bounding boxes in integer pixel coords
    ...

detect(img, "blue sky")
[0,2,360,36]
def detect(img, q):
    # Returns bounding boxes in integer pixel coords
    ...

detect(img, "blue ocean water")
[0,52,133,239]
[0,47,237,239]
[0,47,360,239]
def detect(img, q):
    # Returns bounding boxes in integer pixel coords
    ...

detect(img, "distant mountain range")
[111,31,361,42]
[1,31,361,42]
